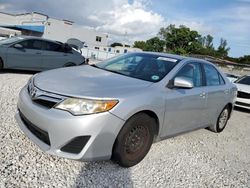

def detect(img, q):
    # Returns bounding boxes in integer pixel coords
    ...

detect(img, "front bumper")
[235,97,250,110]
[15,87,125,161]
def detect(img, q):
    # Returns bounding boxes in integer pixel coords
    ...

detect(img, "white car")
[225,73,240,82]
[234,75,250,110]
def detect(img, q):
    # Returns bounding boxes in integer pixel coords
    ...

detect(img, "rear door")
[6,39,44,70]
[41,41,69,70]
[163,61,208,137]
[202,63,228,124]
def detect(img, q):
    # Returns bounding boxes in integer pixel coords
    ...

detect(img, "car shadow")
[0,69,38,75]
[74,161,133,187]
[234,106,250,113]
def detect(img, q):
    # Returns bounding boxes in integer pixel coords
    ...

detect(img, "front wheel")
[112,113,156,167]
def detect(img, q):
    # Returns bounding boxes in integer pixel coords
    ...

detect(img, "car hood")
[0,44,7,48]
[34,65,152,98]
[235,83,250,93]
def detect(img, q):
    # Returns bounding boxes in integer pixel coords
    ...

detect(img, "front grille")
[236,101,250,107]
[61,136,90,154]
[27,85,64,109]
[237,91,250,99]
[19,110,51,146]
[33,99,57,108]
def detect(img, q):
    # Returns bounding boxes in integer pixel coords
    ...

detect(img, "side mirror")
[13,44,23,49]
[167,76,193,89]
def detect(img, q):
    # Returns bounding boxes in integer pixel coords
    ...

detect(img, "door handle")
[224,89,229,94]
[199,92,206,98]
[36,52,41,55]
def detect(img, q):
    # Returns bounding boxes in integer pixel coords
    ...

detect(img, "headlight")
[55,98,119,115]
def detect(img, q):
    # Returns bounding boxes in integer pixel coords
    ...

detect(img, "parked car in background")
[225,73,240,82]
[0,36,7,41]
[15,52,237,167]
[234,75,250,110]
[0,36,85,71]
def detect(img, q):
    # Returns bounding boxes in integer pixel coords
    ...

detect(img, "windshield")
[94,53,179,82]
[0,37,23,45]
[236,76,250,85]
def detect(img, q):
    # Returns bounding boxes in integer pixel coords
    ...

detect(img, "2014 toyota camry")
[15,52,237,167]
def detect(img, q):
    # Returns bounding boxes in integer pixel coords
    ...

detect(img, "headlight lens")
[55,98,119,115]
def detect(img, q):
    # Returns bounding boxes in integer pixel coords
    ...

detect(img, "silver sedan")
[15,52,237,167]
[0,36,85,71]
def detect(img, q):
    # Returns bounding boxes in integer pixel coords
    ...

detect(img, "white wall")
[0,12,17,25]
[0,12,108,48]
[14,13,47,25]
[0,12,47,25]
[81,48,116,60]
[43,18,108,47]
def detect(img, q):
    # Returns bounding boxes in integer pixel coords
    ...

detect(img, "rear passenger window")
[18,40,43,50]
[203,64,222,86]
[45,42,64,52]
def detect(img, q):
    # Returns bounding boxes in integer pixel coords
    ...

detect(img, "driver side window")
[175,62,202,87]
[18,39,43,50]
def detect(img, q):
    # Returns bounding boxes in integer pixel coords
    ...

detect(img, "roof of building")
[0,11,74,23]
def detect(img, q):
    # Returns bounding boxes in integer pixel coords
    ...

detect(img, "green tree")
[205,34,214,49]
[158,24,201,54]
[145,37,165,52]
[133,41,147,50]
[110,42,123,47]
[217,38,230,58]
[134,37,165,52]
[133,24,232,60]
[238,55,250,64]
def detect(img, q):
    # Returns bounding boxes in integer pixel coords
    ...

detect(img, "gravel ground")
[0,70,250,188]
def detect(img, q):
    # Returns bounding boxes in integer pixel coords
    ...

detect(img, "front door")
[162,62,208,137]
[7,39,44,70]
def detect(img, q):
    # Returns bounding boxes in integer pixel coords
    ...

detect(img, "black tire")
[0,58,3,69]
[209,105,230,133]
[112,113,156,167]
[64,63,76,67]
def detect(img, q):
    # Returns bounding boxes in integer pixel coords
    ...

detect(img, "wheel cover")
[218,109,229,129]
[124,125,149,160]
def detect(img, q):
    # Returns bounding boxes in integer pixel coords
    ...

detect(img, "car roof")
[130,51,213,64]
[15,35,61,44]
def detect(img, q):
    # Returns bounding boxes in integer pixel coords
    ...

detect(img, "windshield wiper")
[90,64,104,70]
[105,69,125,76]
[90,64,125,76]
[90,64,98,68]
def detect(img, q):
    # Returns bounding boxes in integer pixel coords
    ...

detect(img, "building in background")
[81,45,142,60]
[0,11,142,60]
[0,11,108,49]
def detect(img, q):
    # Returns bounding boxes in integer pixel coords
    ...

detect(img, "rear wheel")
[209,106,230,133]
[112,113,156,167]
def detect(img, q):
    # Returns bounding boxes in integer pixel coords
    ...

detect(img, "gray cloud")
[0,0,165,44]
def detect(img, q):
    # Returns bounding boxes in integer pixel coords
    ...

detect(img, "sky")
[0,0,249,57]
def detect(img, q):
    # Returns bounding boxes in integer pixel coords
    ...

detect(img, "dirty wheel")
[112,113,155,167]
